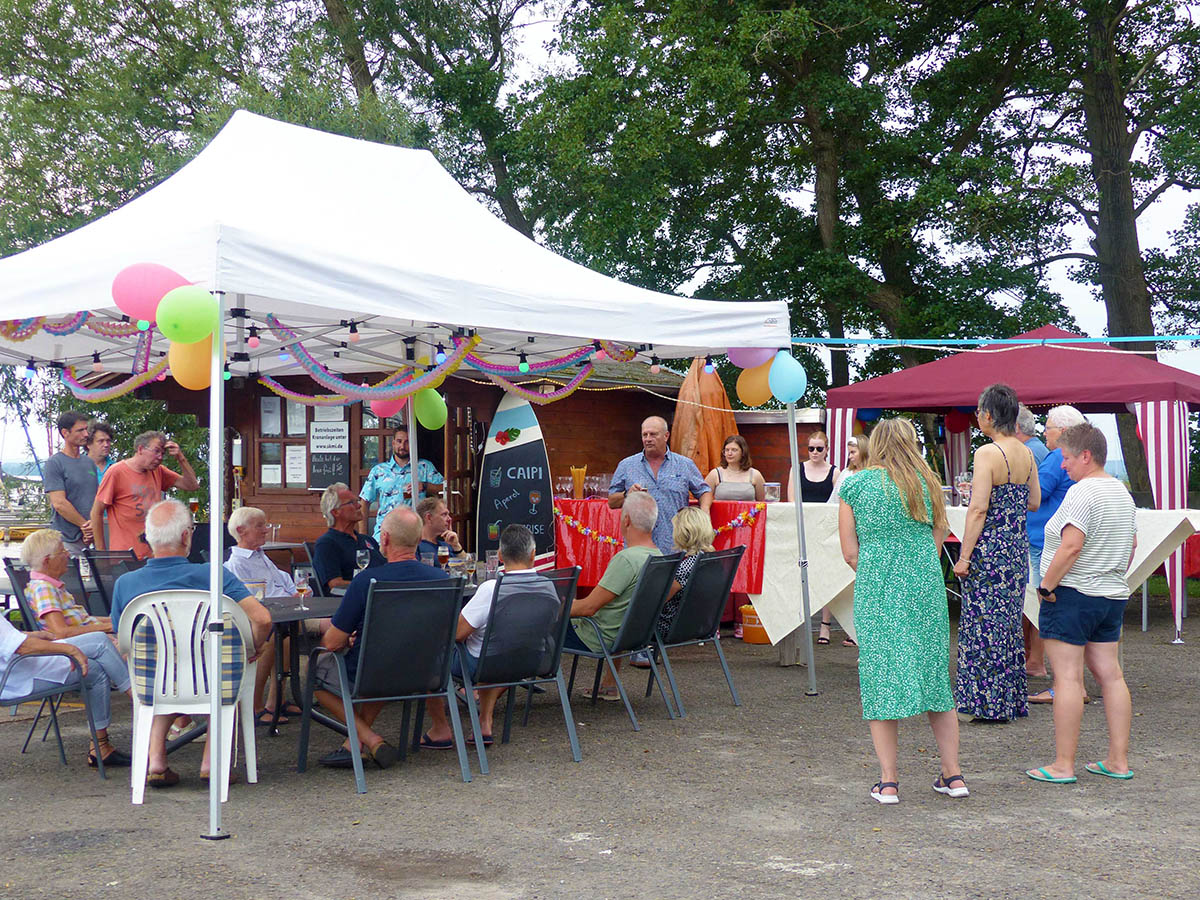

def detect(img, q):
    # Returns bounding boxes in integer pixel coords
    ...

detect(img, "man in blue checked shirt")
[358,428,444,541]
[608,415,712,554]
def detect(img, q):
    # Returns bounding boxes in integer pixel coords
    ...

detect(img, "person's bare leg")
[598,658,622,690]
[1035,639,1086,778]
[477,687,503,735]
[927,710,961,779]
[314,689,386,752]
[1084,640,1131,774]
[819,609,832,642]
[148,714,174,774]
[867,719,899,797]
[425,698,454,742]
[1025,620,1048,677]
[255,639,276,714]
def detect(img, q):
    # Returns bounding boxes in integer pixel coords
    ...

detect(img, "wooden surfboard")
[475,394,556,568]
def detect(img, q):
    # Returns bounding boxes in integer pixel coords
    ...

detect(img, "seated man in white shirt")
[224,505,299,724]
[421,524,560,749]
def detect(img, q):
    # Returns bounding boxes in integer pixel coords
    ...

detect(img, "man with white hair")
[225,506,299,724]
[1027,404,1088,687]
[109,499,271,787]
[312,483,384,595]
[1015,405,1049,465]
[609,415,712,554]
[566,490,662,700]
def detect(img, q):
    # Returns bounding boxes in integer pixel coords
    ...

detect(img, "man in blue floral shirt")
[358,429,444,541]
[608,415,711,553]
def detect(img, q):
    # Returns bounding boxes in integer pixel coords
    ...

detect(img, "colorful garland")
[553,501,766,546]
[264,315,479,400]
[0,312,147,342]
[454,335,593,375]
[61,356,170,400]
[484,365,595,404]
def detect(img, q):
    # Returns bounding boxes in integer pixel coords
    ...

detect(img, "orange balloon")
[736,357,773,406]
[169,335,213,391]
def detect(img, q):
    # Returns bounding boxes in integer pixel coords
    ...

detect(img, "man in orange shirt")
[90,430,199,558]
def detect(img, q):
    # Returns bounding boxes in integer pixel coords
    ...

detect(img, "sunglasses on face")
[809,445,826,451]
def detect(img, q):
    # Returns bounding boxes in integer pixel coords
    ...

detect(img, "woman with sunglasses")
[786,430,838,504]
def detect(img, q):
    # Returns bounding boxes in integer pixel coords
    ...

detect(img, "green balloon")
[414,388,447,429]
[156,285,216,344]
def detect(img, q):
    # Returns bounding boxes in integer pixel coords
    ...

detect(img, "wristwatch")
[1037,586,1052,598]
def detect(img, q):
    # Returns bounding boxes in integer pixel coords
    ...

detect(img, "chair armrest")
[578,616,609,650]
[307,644,347,663]
[0,648,83,698]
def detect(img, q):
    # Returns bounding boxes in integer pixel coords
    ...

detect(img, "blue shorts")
[451,648,479,680]
[1039,585,1126,646]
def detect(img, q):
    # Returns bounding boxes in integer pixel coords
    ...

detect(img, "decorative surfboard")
[475,394,556,569]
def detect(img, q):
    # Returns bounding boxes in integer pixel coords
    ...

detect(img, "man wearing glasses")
[312,483,386,595]
[90,430,199,559]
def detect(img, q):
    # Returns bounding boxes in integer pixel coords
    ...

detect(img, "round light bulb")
[136,320,150,331]
[349,332,361,343]
[247,335,260,349]
[223,370,232,381]
[649,363,661,375]
[518,360,530,373]
[592,349,607,361]
[278,351,291,362]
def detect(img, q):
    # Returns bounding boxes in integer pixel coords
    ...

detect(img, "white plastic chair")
[117,590,258,804]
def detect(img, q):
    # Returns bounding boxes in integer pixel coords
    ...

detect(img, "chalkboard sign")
[309,421,350,490]
[309,452,349,489]
[475,395,555,564]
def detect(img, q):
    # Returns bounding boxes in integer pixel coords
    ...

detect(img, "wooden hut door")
[443,403,476,550]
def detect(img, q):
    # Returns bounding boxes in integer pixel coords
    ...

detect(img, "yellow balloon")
[736,357,773,406]
[169,335,213,391]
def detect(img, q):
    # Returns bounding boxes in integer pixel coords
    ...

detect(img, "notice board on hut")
[308,421,350,489]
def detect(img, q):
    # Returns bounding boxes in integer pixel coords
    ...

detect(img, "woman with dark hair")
[952,383,1041,722]
[704,435,765,502]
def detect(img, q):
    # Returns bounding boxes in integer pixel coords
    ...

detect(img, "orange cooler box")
[739,604,770,644]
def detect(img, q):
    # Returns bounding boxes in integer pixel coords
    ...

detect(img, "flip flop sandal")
[1085,761,1133,780]
[465,733,495,747]
[581,686,622,702]
[1026,767,1077,784]
[418,733,455,750]
[870,781,899,804]
[146,768,181,788]
[842,637,858,647]
[200,769,241,787]
[816,636,831,645]
[254,709,288,726]
[933,773,969,798]
[1028,689,1091,704]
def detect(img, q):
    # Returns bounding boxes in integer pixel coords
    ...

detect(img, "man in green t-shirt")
[566,491,662,698]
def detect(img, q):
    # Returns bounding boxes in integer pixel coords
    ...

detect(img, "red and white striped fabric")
[827,407,857,472]
[942,429,972,495]
[1133,400,1191,634]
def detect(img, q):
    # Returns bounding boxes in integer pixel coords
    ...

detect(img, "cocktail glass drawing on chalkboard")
[487,520,501,541]
[489,467,503,488]
[528,490,541,515]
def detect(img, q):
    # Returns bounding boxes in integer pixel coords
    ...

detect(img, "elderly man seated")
[312,483,385,595]
[314,506,447,769]
[110,499,272,788]
[19,528,112,639]
[565,490,662,700]
[225,505,302,724]
[421,524,559,748]
[0,612,132,768]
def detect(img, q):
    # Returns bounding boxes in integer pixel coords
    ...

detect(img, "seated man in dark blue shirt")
[314,505,448,769]
[415,496,466,562]
[312,483,385,594]
[110,499,272,787]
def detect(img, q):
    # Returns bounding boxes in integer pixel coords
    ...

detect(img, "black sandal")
[87,746,131,768]
[870,781,899,805]
[933,774,969,798]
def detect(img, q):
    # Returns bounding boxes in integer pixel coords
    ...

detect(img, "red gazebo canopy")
[827,326,1200,413]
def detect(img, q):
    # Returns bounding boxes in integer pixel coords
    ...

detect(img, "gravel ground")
[2,598,1196,900]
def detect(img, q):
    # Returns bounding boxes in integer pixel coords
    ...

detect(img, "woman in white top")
[705,435,765,502]
[820,434,870,645]
[1027,423,1137,784]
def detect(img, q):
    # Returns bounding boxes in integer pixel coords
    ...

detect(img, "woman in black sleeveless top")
[786,430,838,503]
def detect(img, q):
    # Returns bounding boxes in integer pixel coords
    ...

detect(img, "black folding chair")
[649,546,746,717]
[83,549,138,614]
[455,567,581,775]
[564,552,683,731]
[60,557,105,617]
[2,560,37,629]
[1,647,107,778]
[298,577,468,793]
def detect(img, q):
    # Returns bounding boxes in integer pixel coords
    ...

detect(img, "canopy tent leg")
[783,402,818,695]
[202,291,230,840]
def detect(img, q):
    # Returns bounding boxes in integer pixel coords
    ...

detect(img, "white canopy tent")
[0,111,791,836]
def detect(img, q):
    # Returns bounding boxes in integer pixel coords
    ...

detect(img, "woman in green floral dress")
[838,418,965,805]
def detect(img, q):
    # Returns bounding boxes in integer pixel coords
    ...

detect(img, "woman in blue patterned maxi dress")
[952,384,1041,722]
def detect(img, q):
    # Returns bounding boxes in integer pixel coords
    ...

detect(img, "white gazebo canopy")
[0,110,789,375]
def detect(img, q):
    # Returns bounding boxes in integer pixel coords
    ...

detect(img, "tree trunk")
[1078,1,1153,493]
[806,113,850,386]
[322,0,378,100]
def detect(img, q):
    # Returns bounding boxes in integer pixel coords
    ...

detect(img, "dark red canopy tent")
[826,325,1200,414]
[824,325,1195,637]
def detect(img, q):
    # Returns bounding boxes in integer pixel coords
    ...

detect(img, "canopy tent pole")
[407,385,421,513]
[202,292,229,840]
[786,402,818,695]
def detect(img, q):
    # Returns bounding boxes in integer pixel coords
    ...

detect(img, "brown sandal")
[146,767,181,788]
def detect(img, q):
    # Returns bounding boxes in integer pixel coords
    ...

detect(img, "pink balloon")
[726,347,777,369]
[370,396,407,418]
[111,263,189,323]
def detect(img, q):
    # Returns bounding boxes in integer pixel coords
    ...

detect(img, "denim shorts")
[1039,585,1126,646]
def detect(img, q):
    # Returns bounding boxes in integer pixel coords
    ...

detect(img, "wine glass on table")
[955,470,973,506]
[294,572,310,612]
[355,548,371,573]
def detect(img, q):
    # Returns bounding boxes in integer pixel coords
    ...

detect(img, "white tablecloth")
[750,502,1199,646]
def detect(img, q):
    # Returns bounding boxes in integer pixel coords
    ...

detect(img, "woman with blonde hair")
[786,430,837,502]
[839,418,964,804]
[819,434,871,646]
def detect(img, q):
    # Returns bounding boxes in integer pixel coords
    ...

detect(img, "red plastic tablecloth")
[553,498,767,592]
[1185,533,1200,577]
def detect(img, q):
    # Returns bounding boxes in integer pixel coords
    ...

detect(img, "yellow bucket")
[739,604,769,644]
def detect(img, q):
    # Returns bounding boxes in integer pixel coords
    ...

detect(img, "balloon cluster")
[368,388,447,430]
[726,347,807,406]
[112,263,218,391]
